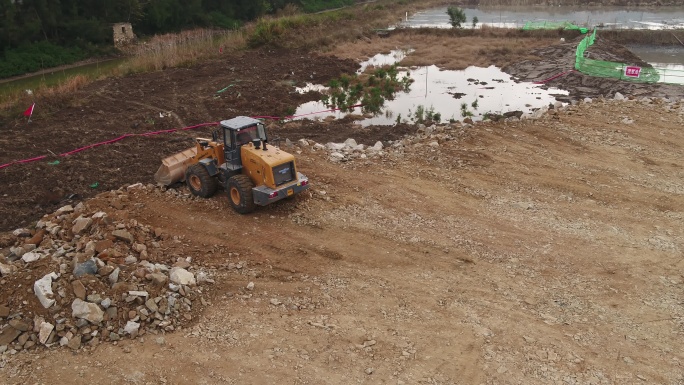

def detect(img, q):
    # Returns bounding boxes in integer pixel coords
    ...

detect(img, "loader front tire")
[185,164,217,198]
[227,175,256,214]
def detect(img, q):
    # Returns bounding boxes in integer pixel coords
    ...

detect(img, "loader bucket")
[154,147,197,185]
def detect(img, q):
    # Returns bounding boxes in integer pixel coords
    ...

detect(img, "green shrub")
[321,64,412,114]
[0,42,90,79]
[447,6,467,28]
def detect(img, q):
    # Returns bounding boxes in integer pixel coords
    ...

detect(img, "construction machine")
[154,116,310,213]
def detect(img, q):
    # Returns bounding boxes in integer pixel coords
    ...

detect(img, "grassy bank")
[0,43,86,79]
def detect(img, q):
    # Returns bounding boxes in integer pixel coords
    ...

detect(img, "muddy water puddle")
[293,51,567,126]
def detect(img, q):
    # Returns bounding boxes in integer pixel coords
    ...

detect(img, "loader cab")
[219,116,268,170]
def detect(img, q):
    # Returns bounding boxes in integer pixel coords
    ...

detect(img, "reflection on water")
[294,63,567,126]
[628,45,684,84]
[357,49,414,73]
[398,6,684,30]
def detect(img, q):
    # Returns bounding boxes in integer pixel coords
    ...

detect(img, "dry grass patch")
[0,74,92,113]
[38,75,90,97]
[123,29,246,73]
[329,29,559,71]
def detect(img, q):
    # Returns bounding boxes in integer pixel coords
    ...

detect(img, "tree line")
[0,0,354,78]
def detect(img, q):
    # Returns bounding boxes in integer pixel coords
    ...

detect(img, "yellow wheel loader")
[154,116,310,214]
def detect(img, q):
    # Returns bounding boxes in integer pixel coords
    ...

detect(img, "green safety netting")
[574,29,684,85]
[523,21,588,34]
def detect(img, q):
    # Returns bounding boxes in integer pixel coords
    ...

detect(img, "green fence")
[523,21,588,34]
[574,29,684,85]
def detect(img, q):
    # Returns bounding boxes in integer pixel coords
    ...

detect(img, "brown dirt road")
[2,24,684,384]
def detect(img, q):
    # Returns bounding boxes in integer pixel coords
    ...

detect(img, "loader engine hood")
[240,143,298,189]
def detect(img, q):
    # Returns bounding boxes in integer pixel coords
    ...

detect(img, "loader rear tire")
[185,164,217,198]
[227,175,256,214]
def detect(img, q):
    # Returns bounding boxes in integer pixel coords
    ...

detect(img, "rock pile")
[0,184,211,353]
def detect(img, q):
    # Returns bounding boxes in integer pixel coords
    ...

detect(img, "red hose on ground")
[534,69,575,84]
[0,104,364,170]
[1,122,218,169]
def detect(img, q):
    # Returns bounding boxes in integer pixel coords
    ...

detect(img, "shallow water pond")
[399,6,684,30]
[294,51,567,126]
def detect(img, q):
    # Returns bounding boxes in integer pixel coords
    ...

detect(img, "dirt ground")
[1,30,684,384]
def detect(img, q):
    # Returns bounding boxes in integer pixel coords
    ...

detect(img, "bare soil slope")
[2,97,684,384]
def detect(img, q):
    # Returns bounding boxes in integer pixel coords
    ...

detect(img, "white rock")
[343,138,358,148]
[34,272,58,308]
[329,152,346,161]
[312,143,326,151]
[326,142,345,151]
[428,141,439,148]
[71,216,92,234]
[128,290,149,297]
[38,322,54,345]
[124,321,140,335]
[109,268,120,284]
[71,298,104,323]
[55,205,74,215]
[297,139,310,147]
[100,298,112,309]
[84,241,96,255]
[196,271,213,284]
[12,228,31,237]
[133,243,147,253]
[583,97,593,103]
[91,212,107,219]
[127,183,143,190]
[10,246,26,257]
[170,267,196,286]
[21,251,42,263]
[0,262,16,276]
[614,92,625,100]
[246,282,255,291]
[370,141,383,151]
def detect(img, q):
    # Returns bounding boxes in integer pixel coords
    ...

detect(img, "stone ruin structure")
[113,23,136,47]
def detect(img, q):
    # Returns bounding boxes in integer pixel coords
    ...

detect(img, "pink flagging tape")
[1,122,219,170]
[0,155,48,170]
[1,104,366,170]
[534,69,575,84]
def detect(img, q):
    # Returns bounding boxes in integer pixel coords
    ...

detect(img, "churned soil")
[2,96,684,384]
